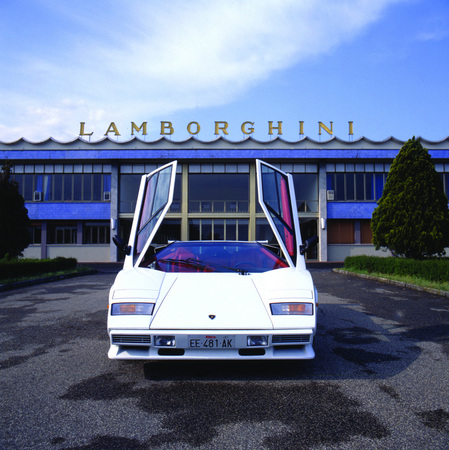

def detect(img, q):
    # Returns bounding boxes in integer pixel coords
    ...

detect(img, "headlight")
[270,303,313,315]
[154,336,176,347]
[111,303,154,315]
[247,335,268,346]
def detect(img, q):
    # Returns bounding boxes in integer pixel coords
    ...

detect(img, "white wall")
[46,245,110,262]
[328,244,392,262]
[22,246,41,259]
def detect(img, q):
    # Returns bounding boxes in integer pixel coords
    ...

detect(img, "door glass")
[259,162,297,263]
[135,165,174,256]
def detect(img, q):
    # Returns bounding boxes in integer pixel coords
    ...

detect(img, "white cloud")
[0,0,404,141]
[416,15,449,42]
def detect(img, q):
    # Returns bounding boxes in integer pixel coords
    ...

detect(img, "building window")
[119,174,181,213]
[256,165,318,214]
[326,163,390,202]
[256,217,318,259]
[119,174,141,213]
[47,223,77,244]
[153,219,182,244]
[328,220,355,244]
[328,219,373,245]
[292,174,318,212]
[360,220,373,244]
[300,218,318,259]
[170,176,182,213]
[82,174,92,200]
[15,174,34,201]
[327,172,387,201]
[189,219,248,241]
[12,169,111,203]
[441,173,449,197]
[28,224,42,244]
[188,174,249,213]
[83,222,110,244]
[256,218,276,243]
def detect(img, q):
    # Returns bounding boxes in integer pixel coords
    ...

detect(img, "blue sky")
[1,0,448,142]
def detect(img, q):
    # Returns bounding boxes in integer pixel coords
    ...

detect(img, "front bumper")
[108,329,315,360]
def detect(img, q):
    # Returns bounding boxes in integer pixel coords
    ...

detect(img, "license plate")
[188,335,235,349]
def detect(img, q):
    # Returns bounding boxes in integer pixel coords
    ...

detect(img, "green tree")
[0,162,31,259]
[371,137,449,259]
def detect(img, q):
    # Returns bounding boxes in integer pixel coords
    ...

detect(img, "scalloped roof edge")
[2,135,449,145]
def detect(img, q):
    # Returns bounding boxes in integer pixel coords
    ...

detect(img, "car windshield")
[139,241,289,273]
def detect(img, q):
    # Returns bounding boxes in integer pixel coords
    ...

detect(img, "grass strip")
[341,268,449,293]
[0,266,94,285]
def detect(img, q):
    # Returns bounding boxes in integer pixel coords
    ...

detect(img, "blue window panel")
[104,174,111,191]
[74,174,82,200]
[25,202,110,220]
[83,175,92,201]
[336,173,345,201]
[24,174,33,201]
[365,174,374,200]
[328,202,377,219]
[355,173,364,200]
[326,173,334,191]
[53,174,63,201]
[93,174,102,201]
[346,173,355,200]
[375,174,384,200]
[64,175,72,201]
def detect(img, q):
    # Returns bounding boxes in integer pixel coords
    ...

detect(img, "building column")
[354,220,361,244]
[110,164,119,261]
[249,163,257,241]
[318,163,328,262]
[181,164,189,240]
[77,222,83,248]
[40,221,47,260]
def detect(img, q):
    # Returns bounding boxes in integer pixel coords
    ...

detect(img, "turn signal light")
[270,303,313,315]
[111,303,154,315]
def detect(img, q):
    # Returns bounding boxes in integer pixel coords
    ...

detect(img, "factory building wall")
[2,136,448,262]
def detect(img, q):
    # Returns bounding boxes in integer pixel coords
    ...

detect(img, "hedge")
[344,256,449,283]
[0,257,78,280]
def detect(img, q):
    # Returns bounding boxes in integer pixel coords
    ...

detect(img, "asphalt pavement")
[0,265,448,449]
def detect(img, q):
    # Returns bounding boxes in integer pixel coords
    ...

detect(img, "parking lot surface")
[1,266,448,449]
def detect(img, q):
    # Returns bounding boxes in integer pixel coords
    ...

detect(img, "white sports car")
[108,160,318,360]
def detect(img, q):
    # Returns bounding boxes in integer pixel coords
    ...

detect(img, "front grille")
[272,334,310,344]
[158,348,185,356]
[239,348,266,356]
[112,335,151,345]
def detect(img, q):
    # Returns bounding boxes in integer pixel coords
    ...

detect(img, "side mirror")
[300,236,319,256]
[113,235,131,256]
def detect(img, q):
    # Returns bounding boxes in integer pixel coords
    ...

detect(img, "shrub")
[0,257,78,280]
[344,256,449,283]
[371,137,449,259]
[0,162,31,258]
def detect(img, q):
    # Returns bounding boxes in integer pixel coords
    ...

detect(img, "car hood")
[111,267,315,331]
[150,272,273,330]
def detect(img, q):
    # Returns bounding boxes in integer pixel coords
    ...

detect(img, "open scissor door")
[256,160,303,268]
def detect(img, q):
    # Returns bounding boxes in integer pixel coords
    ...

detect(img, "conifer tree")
[371,137,449,259]
[0,162,31,259]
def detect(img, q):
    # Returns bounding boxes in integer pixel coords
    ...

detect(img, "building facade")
[1,135,448,262]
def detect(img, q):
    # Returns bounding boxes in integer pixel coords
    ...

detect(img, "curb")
[333,268,449,298]
[0,269,98,293]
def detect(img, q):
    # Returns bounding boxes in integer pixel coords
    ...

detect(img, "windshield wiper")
[158,258,249,275]
[157,258,208,270]
[188,258,249,275]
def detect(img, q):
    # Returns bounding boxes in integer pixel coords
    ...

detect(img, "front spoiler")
[108,329,315,360]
